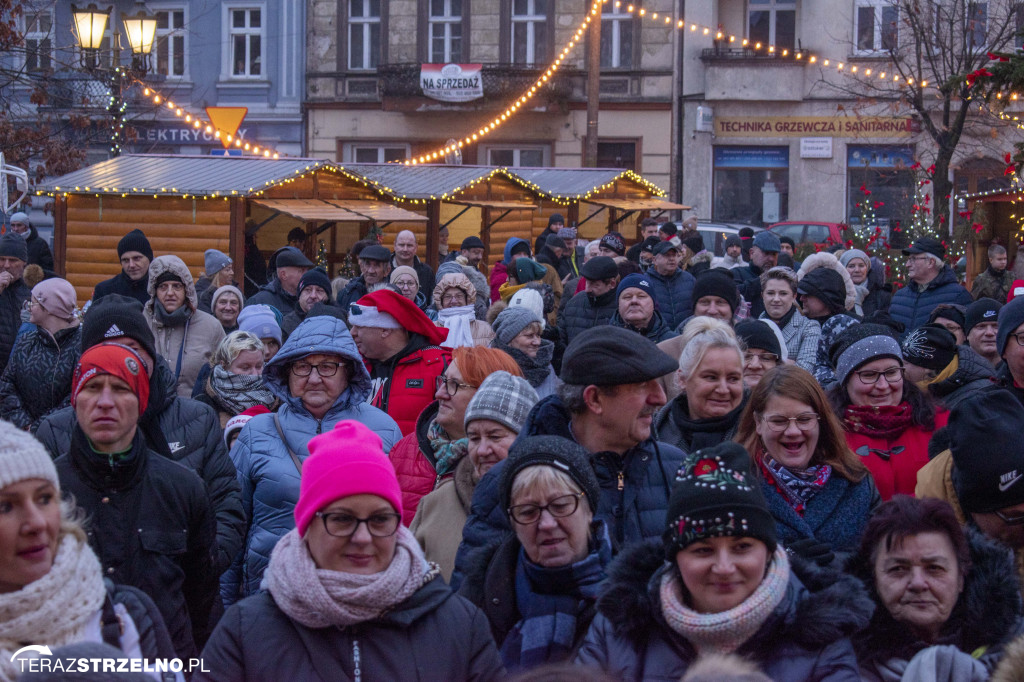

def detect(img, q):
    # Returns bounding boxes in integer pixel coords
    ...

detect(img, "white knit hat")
[0,421,59,492]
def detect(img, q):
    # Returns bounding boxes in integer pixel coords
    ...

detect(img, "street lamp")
[71,3,157,156]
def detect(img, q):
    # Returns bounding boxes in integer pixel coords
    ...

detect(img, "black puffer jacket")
[35,356,245,574]
[56,427,218,659]
[93,270,150,305]
[928,345,995,410]
[106,580,180,679]
[246,278,297,316]
[854,529,1024,680]
[24,225,55,272]
[559,289,616,346]
[0,279,30,376]
[0,324,81,432]
[653,391,748,454]
[610,309,678,343]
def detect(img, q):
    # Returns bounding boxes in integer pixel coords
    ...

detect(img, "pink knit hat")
[294,420,403,536]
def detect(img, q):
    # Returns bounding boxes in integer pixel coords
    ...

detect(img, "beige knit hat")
[0,421,59,492]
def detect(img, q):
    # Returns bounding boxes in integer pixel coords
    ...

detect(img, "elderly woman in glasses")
[389,346,521,526]
[735,364,880,560]
[390,265,434,318]
[223,316,402,605]
[199,421,503,682]
[826,324,947,501]
[460,436,614,673]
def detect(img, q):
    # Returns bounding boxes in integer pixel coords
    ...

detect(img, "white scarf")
[437,304,477,348]
[0,534,107,682]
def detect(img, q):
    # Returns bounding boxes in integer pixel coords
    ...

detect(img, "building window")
[601,4,635,68]
[748,0,796,52]
[597,141,638,170]
[511,0,549,65]
[855,1,898,52]
[847,145,916,242]
[349,0,381,70]
[23,10,52,71]
[155,9,187,77]
[967,2,988,50]
[481,145,549,167]
[713,146,790,226]
[229,7,263,77]
[430,0,463,63]
[343,143,410,163]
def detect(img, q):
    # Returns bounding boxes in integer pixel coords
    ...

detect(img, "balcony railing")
[378,62,576,103]
[700,46,815,63]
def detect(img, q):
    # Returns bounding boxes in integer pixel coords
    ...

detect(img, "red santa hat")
[350,289,448,346]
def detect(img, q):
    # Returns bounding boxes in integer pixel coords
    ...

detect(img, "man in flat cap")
[247,245,314,314]
[337,243,392,311]
[889,236,972,332]
[451,325,686,587]
[558,256,619,345]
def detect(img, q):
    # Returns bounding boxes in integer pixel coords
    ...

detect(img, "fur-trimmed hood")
[432,271,476,309]
[688,250,714,267]
[145,254,198,312]
[596,540,874,653]
[852,527,1024,668]
[798,251,857,312]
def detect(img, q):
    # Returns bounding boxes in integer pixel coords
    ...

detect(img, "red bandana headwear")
[72,343,151,414]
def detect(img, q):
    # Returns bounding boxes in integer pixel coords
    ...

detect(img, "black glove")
[785,538,835,567]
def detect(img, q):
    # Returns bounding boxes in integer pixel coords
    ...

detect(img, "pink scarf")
[263,526,438,628]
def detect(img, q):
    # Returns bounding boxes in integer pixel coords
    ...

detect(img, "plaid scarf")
[428,419,468,477]
[843,402,914,440]
[500,522,613,671]
[209,365,276,415]
[758,452,832,514]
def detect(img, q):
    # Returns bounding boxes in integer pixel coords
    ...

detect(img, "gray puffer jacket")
[223,315,402,603]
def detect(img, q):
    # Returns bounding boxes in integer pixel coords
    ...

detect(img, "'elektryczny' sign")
[420,63,483,102]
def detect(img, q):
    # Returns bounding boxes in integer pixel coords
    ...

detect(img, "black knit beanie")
[735,320,782,357]
[950,389,1024,514]
[500,435,600,514]
[902,323,958,372]
[664,442,777,558]
[798,267,847,314]
[81,294,157,362]
[117,228,153,261]
[965,297,1001,335]
[692,270,740,313]
[155,271,183,288]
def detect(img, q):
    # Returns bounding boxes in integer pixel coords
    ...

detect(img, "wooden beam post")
[426,200,441,269]
[229,198,246,286]
[53,196,67,278]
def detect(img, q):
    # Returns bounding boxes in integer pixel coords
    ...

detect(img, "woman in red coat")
[827,324,947,500]
[389,346,523,525]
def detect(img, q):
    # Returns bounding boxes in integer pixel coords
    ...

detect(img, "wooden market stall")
[36,155,425,300]
[962,187,1023,285]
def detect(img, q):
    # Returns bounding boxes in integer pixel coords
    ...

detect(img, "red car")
[768,221,846,247]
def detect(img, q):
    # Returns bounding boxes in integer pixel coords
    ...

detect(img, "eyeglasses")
[995,509,1024,526]
[743,352,779,367]
[435,374,475,396]
[314,511,401,537]
[441,293,467,305]
[156,282,185,292]
[21,298,38,312]
[852,366,905,385]
[906,255,933,264]
[760,412,820,432]
[1011,332,1024,347]
[393,278,417,290]
[508,492,585,525]
[291,361,342,377]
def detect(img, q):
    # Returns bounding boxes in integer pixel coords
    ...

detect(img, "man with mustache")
[450,325,686,587]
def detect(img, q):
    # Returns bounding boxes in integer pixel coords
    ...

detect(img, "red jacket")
[489,261,508,303]
[843,409,948,501]
[369,344,450,437]
[390,403,446,526]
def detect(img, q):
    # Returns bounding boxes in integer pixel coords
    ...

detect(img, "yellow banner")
[715,116,916,138]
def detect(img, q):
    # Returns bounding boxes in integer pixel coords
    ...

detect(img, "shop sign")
[800,138,833,158]
[140,127,249,144]
[713,146,790,169]
[420,63,483,102]
[715,116,916,138]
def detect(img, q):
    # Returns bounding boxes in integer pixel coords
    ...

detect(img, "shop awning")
[586,197,692,211]
[252,198,426,222]
[449,199,538,210]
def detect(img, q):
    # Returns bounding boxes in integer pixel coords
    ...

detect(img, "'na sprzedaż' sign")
[420,63,483,102]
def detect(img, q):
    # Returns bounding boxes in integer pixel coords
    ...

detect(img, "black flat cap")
[580,255,618,281]
[359,244,391,262]
[274,246,315,268]
[561,325,678,386]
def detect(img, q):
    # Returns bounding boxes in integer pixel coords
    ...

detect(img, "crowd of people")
[6,213,1024,681]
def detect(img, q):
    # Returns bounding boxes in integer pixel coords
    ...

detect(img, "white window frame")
[747,0,797,51]
[151,4,188,78]
[22,9,53,71]
[429,0,462,63]
[854,0,899,54]
[348,0,381,70]
[223,5,265,79]
[601,4,633,69]
[343,143,411,164]
[511,0,548,65]
[480,144,550,167]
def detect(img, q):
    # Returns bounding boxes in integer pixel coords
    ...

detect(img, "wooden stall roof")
[451,199,538,210]
[252,198,427,222]
[340,164,515,201]
[508,168,668,201]
[588,197,692,211]
[36,154,327,198]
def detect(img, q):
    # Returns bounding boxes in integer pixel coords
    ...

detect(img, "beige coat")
[409,456,476,582]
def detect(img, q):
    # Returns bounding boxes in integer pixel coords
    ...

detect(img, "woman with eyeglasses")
[826,324,947,501]
[0,278,81,432]
[735,365,880,558]
[460,436,614,673]
[654,317,749,455]
[389,346,522,526]
[390,265,435,318]
[734,319,787,390]
[758,266,821,372]
[194,331,277,428]
[199,421,503,682]
[431,272,495,348]
[223,316,402,605]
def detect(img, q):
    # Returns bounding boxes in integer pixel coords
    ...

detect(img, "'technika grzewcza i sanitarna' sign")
[420,63,483,102]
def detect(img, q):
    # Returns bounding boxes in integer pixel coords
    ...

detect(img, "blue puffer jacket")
[889,266,972,333]
[450,394,685,589]
[224,316,402,603]
[645,268,696,330]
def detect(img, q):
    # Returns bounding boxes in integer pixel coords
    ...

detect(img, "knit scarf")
[501,342,554,389]
[428,419,469,478]
[659,546,790,656]
[669,395,745,453]
[152,301,192,327]
[501,523,613,671]
[758,452,832,514]
[0,535,107,682]
[843,402,914,439]
[853,281,870,316]
[209,365,276,415]
[263,526,438,628]
[773,305,797,329]
[437,304,476,349]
